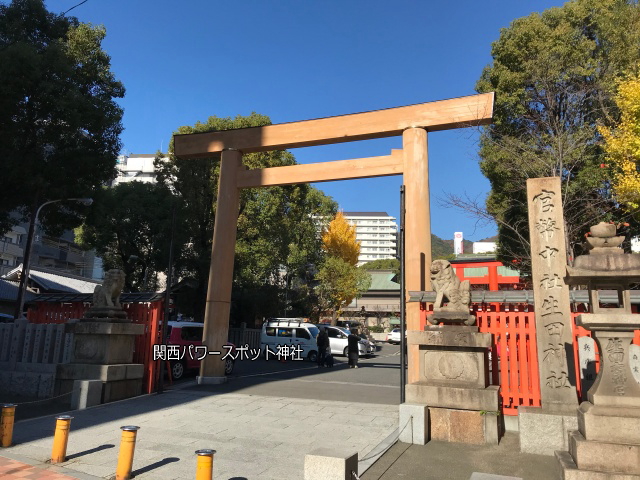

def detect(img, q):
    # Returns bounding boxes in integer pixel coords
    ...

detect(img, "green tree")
[0,0,124,236]
[457,0,640,274]
[361,258,400,277]
[76,182,184,292]
[156,113,337,322]
[315,256,371,323]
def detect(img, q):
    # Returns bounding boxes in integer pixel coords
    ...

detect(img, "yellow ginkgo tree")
[316,212,370,323]
[599,75,640,212]
[321,211,360,266]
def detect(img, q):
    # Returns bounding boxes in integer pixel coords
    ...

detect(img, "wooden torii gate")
[173,93,494,384]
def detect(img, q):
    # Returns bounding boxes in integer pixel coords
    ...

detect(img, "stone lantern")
[558,222,640,476]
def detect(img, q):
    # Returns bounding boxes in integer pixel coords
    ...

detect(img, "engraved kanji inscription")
[539,246,559,267]
[541,297,562,317]
[533,189,556,213]
[535,218,560,241]
[540,273,563,290]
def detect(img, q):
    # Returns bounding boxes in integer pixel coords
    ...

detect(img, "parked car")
[260,318,320,362]
[387,328,402,344]
[323,325,374,357]
[166,321,235,380]
[359,330,377,349]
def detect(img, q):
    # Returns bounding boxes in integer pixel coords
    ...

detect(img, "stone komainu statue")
[430,259,470,312]
[93,269,126,309]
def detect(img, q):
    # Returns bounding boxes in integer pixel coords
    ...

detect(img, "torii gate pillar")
[197,149,241,383]
[403,127,432,383]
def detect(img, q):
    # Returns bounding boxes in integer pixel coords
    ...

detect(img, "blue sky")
[49,0,566,241]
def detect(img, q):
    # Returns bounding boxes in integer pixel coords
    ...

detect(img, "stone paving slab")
[6,390,398,479]
[469,473,523,480]
[361,433,557,480]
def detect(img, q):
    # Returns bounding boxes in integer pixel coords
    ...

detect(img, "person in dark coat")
[347,328,361,368]
[316,327,330,367]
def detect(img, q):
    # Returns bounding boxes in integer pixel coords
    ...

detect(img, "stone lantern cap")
[565,222,640,285]
[567,222,640,328]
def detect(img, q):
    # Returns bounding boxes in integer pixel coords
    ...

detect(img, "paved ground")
[9,343,403,421]
[0,455,81,480]
[192,343,403,405]
[2,343,560,479]
[362,432,558,480]
[3,348,401,480]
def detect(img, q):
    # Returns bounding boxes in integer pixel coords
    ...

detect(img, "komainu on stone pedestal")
[403,262,498,445]
[84,269,127,321]
[428,260,475,326]
[56,268,144,404]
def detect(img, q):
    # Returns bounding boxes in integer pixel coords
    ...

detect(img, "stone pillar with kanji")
[519,177,579,456]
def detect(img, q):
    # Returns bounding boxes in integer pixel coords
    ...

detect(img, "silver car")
[324,326,374,357]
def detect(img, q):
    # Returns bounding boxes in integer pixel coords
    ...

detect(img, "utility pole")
[399,186,406,403]
[158,203,177,394]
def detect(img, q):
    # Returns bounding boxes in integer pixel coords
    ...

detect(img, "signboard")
[454,232,464,255]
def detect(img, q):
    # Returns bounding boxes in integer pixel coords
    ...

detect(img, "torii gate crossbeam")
[173,93,494,385]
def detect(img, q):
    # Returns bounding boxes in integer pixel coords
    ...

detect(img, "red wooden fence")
[28,301,164,394]
[475,306,540,416]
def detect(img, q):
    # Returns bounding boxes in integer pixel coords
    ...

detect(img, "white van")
[260,318,320,362]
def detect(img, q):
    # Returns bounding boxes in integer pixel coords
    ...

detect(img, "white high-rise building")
[113,154,163,185]
[343,212,398,266]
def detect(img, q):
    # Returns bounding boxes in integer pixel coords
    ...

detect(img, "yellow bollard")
[195,449,215,480]
[116,426,140,480]
[50,415,73,463]
[1,404,17,448]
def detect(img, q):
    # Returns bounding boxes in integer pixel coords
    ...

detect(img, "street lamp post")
[13,198,93,320]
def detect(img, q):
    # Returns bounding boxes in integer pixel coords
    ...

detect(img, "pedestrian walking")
[316,327,330,367]
[347,328,360,368]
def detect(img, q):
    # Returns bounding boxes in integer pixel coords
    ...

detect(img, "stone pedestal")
[403,325,500,445]
[557,402,640,479]
[72,321,143,365]
[519,405,578,456]
[56,319,144,404]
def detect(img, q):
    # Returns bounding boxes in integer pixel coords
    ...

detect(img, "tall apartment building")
[113,154,160,185]
[343,212,398,266]
[0,226,25,277]
[0,223,102,280]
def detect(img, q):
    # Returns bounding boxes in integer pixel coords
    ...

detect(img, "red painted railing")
[27,301,164,394]
[475,306,540,415]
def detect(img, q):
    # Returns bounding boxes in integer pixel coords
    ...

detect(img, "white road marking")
[231,365,330,379]
[293,379,398,388]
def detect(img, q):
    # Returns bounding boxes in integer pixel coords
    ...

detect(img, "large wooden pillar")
[403,128,431,384]
[198,149,242,383]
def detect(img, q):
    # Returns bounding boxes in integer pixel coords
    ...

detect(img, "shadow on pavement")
[131,457,179,477]
[66,443,115,460]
